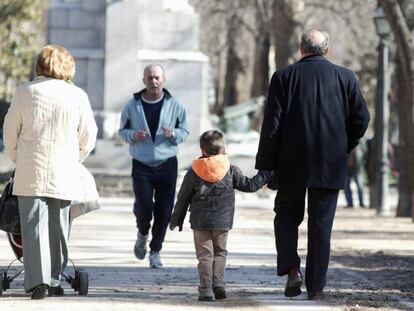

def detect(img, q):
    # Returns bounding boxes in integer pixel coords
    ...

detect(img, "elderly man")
[119,64,189,268]
[256,30,370,300]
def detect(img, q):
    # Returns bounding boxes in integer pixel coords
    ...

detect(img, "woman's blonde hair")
[35,45,75,80]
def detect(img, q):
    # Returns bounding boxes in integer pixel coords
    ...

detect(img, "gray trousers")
[193,230,228,296]
[18,196,70,292]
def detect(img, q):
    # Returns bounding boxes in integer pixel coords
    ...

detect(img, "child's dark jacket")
[170,154,270,231]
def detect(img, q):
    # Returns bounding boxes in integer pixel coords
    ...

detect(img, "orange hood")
[192,154,231,183]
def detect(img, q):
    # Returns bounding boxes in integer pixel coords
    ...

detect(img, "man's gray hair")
[143,64,165,77]
[300,30,330,56]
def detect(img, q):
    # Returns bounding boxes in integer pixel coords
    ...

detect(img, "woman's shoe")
[31,284,48,300]
[48,285,64,297]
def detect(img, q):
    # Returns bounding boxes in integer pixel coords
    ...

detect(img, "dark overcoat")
[255,55,370,189]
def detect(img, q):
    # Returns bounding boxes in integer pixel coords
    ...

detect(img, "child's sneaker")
[213,287,226,299]
[198,294,214,301]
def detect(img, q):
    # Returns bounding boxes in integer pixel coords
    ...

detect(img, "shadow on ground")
[1,256,413,310]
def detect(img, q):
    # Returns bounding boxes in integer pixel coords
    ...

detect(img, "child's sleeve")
[232,165,273,192]
[170,170,195,230]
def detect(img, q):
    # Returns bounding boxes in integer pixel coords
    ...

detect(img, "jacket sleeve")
[232,165,271,192]
[347,74,370,152]
[170,170,195,228]
[118,103,137,144]
[78,92,98,162]
[3,88,23,163]
[255,72,284,169]
[170,100,189,145]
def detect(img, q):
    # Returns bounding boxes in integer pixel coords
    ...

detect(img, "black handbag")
[0,177,20,233]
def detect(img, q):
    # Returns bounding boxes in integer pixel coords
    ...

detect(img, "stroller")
[0,165,98,296]
[0,231,89,296]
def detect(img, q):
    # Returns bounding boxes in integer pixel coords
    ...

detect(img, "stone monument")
[48,0,210,172]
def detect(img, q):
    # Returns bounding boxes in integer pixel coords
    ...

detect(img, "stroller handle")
[9,233,22,249]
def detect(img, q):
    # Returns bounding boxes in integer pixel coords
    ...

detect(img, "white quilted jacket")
[3,76,97,200]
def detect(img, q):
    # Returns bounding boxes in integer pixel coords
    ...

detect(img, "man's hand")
[162,126,174,138]
[169,223,182,231]
[134,130,148,141]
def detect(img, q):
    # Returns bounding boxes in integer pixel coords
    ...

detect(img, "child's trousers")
[193,230,228,297]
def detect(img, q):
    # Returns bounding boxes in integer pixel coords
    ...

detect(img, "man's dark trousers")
[132,157,177,252]
[274,188,339,293]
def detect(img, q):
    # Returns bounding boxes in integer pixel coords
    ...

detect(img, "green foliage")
[0,0,44,100]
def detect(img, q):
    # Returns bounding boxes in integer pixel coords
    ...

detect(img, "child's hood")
[192,154,231,183]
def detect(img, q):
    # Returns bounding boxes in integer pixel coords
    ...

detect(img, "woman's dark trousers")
[132,157,177,252]
[274,188,339,293]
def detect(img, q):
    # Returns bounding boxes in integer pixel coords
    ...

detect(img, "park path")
[0,190,413,311]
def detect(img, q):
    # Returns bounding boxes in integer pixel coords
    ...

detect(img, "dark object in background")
[0,99,11,151]
[0,177,20,233]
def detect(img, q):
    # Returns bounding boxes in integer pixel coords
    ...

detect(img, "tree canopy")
[0,0,44,101]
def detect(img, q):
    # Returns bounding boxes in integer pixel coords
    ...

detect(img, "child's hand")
[260,170,276,190]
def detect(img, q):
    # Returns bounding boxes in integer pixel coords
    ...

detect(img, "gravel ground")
[0,190,413,311]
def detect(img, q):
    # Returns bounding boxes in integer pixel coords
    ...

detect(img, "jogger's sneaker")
[149,251,163,268]
[134,231,149,260]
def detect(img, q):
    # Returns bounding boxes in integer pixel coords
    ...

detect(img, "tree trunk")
[222,15,243,109]
[251,0,271,98]
[369,47,381,210]
[380,0,414,220]
[395,53,412,217]
[250,33,270,98]
[272,0,304,69]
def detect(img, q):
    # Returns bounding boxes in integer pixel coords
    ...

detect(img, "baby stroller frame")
[0,232,89,296]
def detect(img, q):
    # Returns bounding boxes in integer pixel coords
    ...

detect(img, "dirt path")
[0,192,413,311]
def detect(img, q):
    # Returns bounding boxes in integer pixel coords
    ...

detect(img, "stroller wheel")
[77,271,88,296]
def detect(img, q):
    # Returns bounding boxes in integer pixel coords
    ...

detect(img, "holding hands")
[169,222,182,232]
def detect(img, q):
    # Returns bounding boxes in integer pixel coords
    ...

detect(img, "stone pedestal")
[48,0,211,171]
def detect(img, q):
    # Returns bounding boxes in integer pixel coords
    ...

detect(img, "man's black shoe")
[284,267,302,297]
[308,291,325,300]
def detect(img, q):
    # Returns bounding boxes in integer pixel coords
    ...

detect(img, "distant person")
[255,30,370,300]
[3,45,97,299]
[118,64,189,268]
[170,130,272,301]
[344,142,366,208]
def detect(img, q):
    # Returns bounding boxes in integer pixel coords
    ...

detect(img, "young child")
[170,130,271,301]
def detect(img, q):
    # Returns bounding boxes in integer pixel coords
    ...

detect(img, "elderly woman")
[3,45,97,299]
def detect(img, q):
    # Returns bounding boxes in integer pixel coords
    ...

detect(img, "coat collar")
[133,88,172,101]
[35,75,74,84]
[297,55,329,63]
